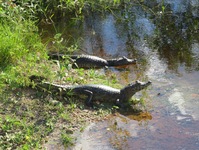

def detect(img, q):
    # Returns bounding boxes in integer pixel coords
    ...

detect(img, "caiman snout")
[123,56,137,62]
[134,80,152,90]
[135,80,151,85]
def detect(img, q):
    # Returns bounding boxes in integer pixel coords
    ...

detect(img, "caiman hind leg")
[82,90,94,107]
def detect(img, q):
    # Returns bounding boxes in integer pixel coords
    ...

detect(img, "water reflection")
[72,113,152,150]
[72,109,199,150]
[146,50,168,82]
[40,0,199,149]
[169,70,199,121]
[168,88,186,115]
[82,13,128,57]
[134,18,156,38]
[151,1,199,72]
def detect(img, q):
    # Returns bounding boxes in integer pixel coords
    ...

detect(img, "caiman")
[30,76,151,107]
[48,53,137,69]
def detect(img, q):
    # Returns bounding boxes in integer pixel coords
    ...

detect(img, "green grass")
[61,132,74,147]
[0,89,67,149]
[0,1,150,149]
[0,86,118,149]
[39,0,122,17]
[0,2,51,89]
[0,2,59,149]
[0,115,40,149]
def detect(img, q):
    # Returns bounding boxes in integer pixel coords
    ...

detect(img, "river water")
[40,0,199,149]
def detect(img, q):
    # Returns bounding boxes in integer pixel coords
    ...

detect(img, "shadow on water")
[40,0,199,149]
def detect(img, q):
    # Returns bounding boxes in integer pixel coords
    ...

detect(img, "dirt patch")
[42,108,111,150]
[0,87,113,149]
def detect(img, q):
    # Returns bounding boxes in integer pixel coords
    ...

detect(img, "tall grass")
[0,1,50,89]
[0,1,146,149]
[36,0,123,22]
[0,0,123,89]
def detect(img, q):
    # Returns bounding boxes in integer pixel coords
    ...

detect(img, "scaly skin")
[70,55,108,68]
[48,54,136,69]
[107,56,137,66]
[32,78,151,107]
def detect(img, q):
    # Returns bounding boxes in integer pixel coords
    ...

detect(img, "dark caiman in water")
[30,76,151,107]
[48,53,137,69]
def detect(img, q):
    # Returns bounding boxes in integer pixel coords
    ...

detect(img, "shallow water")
[40,0,199,149]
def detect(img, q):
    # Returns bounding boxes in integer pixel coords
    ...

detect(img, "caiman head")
[107,56,137,66]
[117,56,137,65]
[120,80,152,102]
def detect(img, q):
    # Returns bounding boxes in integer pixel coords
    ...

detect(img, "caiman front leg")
[82,90,94,107]
[115,99,124,108]
[115,99,127,108]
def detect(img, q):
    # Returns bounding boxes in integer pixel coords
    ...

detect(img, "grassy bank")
[0,2,53,149]
[0,1,125,149]
[0,1,51,90]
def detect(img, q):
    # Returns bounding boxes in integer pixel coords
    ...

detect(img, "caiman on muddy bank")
[30,76,151,107]
[48,53,137,69]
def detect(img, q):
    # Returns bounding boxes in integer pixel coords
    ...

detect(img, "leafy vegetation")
[0,0,152,149]
[61,132,74,147]
[39,0,122,17]
[0,1,51,90]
